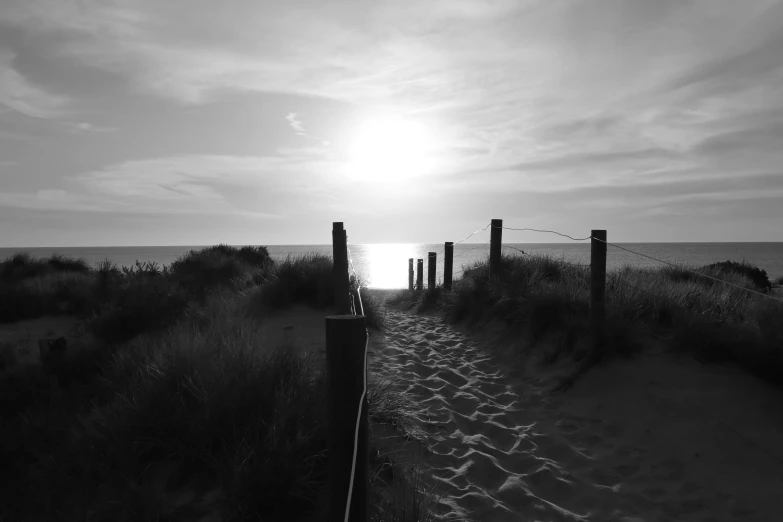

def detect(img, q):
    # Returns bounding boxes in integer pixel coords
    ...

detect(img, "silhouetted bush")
[257,253,333,309]
[0,253,90,282]
[701,260,771,292]
[171,244,272,295]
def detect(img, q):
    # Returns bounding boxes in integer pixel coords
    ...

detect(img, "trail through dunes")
[369,308,783,522]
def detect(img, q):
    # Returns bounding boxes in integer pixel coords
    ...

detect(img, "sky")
[0,0,782,247]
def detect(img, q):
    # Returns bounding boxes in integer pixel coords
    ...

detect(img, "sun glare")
[346,115,436,180]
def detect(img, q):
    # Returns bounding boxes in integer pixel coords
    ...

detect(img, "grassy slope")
[401,254,783,388]
[0,248,428,522]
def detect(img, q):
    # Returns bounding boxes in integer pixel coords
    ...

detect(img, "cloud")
[286,112,305,134]
[0,48,68,118]
[0,153,351,217]
[68,121,118,133]
[1,0,782,215]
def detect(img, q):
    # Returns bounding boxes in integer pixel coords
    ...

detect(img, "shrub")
[89,247,271,344]
[0,253,90,282]
[701,260,771,292]
[256,254,333,309]
[170,245,272,295]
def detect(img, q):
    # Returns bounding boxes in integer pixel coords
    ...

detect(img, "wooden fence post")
[444,242,454,290]
[416,259,423,291]
[408,258,414,291]
[428,252,436,290]
[590,230,607,357]
[332,222,351,315]
[326,315,369,522]
[490,219,503,276]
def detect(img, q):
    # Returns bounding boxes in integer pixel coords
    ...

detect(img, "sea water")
[2,243,782,289]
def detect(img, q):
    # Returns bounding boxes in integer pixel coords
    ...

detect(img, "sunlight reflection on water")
[347,243,492,289]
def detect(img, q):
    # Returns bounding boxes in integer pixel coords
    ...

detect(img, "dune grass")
[423,253,783,387]
[252,252,385,330]
[0,247,430,521]
[0,246,273,327]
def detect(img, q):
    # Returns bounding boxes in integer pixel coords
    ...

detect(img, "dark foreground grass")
[436,254,783,387]
[1,249,432,521]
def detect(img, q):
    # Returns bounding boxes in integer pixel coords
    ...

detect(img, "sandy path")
[370,309,783,522]
[370,310,606,521]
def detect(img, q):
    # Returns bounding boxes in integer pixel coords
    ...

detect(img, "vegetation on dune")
[252,253,384,330]
[404,253,783,387]
[0,245,272,327]
[0,252,91,281]
[1,247,431,521]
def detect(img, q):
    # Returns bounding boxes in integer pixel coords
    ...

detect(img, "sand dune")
[369,308,783,522]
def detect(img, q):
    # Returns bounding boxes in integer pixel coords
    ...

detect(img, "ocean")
[2,243,782,289]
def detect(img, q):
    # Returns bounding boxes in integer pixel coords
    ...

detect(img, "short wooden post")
[444,242,454,290]
[408,258,414,291]
[326,315,369,522]
[490,218,503,276]
[590,230,607,357]
[333,222,351,315]
[428,252,436,290]
[416,259,423,291]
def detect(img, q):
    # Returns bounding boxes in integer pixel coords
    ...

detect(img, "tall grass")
[1,246,432,520]
[252,253,384,330]
[0,252,90,281]
[2,288,430,521]
[441,254,783,386]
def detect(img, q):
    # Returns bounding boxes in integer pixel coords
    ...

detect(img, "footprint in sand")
[374,309,673,522]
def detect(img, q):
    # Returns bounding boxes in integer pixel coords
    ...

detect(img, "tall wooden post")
[326,315,369,522]
[332,222,351,315]
[408,258,414,291]
[490,219,503,276]
[590,230,607,358]
[428,252,437,290]
[416,259,423,292]
[444,242,454,290]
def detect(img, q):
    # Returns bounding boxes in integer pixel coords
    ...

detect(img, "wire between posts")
[498,225,592,242]
[456,222,492,244]
[591,237,783,304]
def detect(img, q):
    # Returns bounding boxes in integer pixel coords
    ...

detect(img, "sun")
[346,114,436,180]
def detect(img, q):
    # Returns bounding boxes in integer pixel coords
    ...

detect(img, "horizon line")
[2,240,783,249]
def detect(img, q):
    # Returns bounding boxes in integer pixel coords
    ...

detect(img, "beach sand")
[363,290,783,522]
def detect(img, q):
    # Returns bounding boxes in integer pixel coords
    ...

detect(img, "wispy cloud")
[67,121,118,133]
[0,154,346,216]
[0,48,68,118]
[286,112,305,134]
